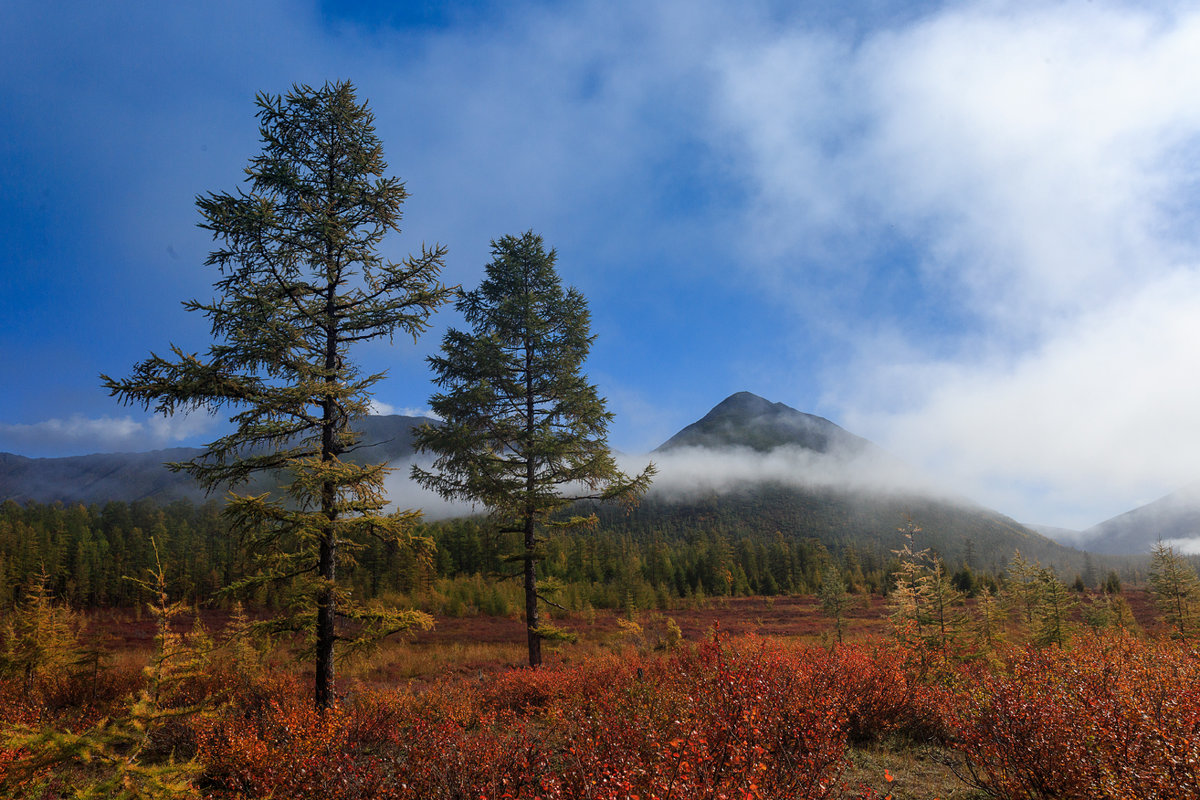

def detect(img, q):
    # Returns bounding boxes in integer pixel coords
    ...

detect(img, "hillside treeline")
[0,499,234,607]
[0,497,1136,613]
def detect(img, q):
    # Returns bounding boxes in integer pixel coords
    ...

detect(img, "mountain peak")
[709,391,779,416]
[655,392,873,455]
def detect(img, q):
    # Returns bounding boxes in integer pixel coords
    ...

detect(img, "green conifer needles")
[413,231,654,667]
[102,82,451,708]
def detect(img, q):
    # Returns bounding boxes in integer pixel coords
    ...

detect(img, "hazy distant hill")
[0,447,209,505]
[1079,484,1200,555]
[0,415,433,505]
[1026,523,1088,550]
[624,392,1090,572]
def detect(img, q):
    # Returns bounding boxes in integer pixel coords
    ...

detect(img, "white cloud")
[858,4,1200,322]
[383,458,480,521]
[714,3,1200,310]
[369,399,440,419]
[0,412,219,457]
[623,444,941,501]
[848,271,1200,525]
[1163,537,1200,555]
[707,2,1200,526]
[368,399,397,416]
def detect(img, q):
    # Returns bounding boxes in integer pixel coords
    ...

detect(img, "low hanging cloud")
[622,444,945,503]
[707,2,1200,527]
[367,399,440,419]
[1163,538,1200,555]
[0,412,219,458]
[381,440,953,524]
[849,272,1200,524]
[382,457,482,521]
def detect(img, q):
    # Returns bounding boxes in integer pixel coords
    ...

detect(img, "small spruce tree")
[1148,541,1200,638]
[413,231,654,667]
[0,566,83,694]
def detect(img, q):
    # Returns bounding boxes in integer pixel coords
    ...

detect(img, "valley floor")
[2,591,1196,799]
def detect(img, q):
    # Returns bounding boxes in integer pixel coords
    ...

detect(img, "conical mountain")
[602,393,1090,573]
[655,391,874,456]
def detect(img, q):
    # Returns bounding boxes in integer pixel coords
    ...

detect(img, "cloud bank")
[385,441,946,524]
[624,445,945,502]
[0,412,218,457]
[705,2,1200,527]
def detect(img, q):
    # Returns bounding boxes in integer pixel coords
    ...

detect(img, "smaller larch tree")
[888,519,965,658]
[413,231,654,668]
[970,586,1006,653]
[1030,565,1075,648]
[818,566,850,646]
[1148,541,1200,638]
[0,566,83,694]
[1003,549,1042,626]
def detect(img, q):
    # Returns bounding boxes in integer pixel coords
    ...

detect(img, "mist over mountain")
[645,392,931,499]
[629,392,1086,571]
[1078,484,1200,555]
[0,395,1117,570]
[1026,522,1088,550]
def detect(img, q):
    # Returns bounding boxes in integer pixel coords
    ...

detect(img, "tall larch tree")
[102,81,452,710]
[412,231,654,668]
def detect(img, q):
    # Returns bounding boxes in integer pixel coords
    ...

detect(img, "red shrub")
[544,635,852,799]
[950,634,1200,799]
[825,642,955,744]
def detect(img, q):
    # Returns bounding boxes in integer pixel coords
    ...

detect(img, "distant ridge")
[3,396,1101,572]
[655,392,874,456]
[0,415,434,505]
[0,447,207,505]
[1080,484,1200,555]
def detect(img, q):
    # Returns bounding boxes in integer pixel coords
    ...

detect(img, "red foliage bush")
[546,635,852,799]
[194,635,868,799]
[950,634,1200,799]
[823,642,954,745]
[15,628,1198,800]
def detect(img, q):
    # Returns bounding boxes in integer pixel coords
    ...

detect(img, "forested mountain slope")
[615,392,1091,573]
[2,394,1102,594]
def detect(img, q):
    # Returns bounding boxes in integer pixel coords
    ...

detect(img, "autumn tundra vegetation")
[4,81,1200,797]
[2,534,1199,799]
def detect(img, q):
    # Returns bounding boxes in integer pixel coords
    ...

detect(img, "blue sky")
[5,0,1200,530]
